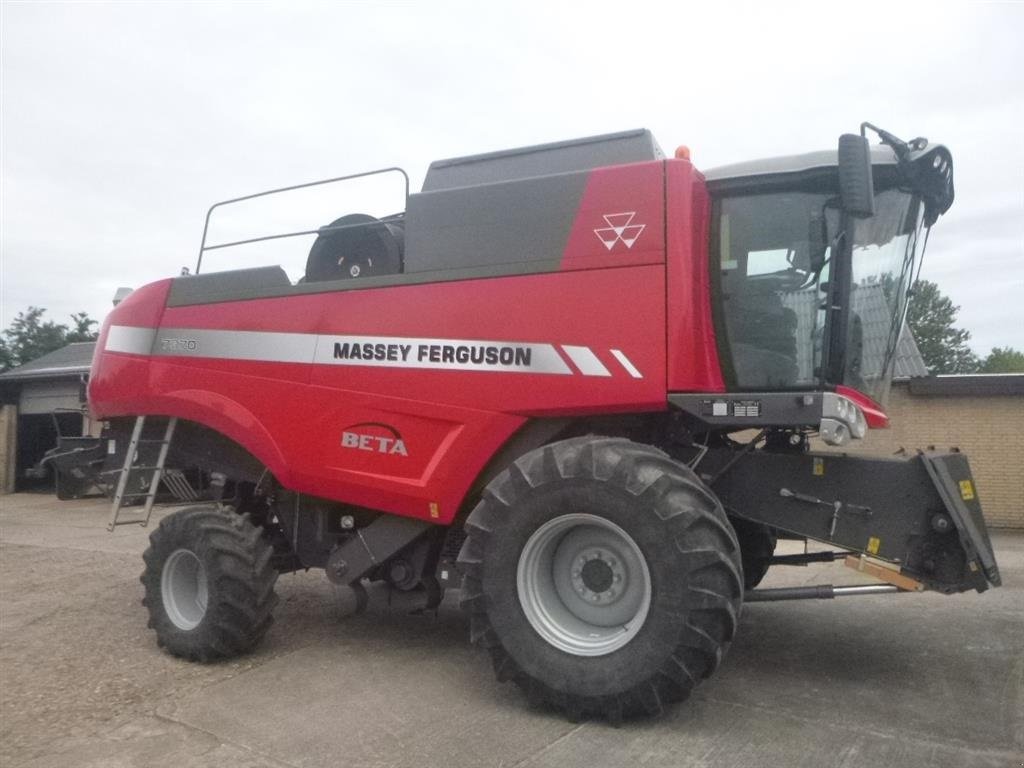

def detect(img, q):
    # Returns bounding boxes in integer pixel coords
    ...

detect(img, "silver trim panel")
[155,328,317,364]
[105,326,158,355]
[108,325,578,376]
[107,325,646,379]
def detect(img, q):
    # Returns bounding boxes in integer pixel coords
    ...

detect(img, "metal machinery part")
[702,447,999,592]
[161,548,209,630]
[669,391,868,447]
[322,515,431,586]
[516,513,652,657]
[746,584,899,602]
[387,559,419,590]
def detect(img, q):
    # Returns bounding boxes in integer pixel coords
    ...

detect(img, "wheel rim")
[161,548,209,630]
[517,513,651,657]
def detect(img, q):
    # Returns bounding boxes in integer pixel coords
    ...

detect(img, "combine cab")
[86,124,999,719]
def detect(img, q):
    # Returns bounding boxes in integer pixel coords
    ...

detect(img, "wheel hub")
[575,550,620,598]
[161,548,209,631]
[517,513,652,657]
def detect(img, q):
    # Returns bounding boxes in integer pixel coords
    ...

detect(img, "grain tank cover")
[404,129,664,276]
[421,129,664,192]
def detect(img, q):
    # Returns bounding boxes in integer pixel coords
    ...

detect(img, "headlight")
[821,393,866,443]
[850,407,867,439]
[820,418,850,447]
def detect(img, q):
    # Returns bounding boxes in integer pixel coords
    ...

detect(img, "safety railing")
[194,167,410,274]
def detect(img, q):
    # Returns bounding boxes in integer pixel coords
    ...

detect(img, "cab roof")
[703,145,899,182]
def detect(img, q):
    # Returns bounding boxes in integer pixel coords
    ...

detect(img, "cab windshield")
[712,186,925,403]
[843,190,925,402]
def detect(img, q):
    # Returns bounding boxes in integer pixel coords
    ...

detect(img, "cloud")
[2,1,1022,357]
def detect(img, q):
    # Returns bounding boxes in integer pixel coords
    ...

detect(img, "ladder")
[106,416,178,531]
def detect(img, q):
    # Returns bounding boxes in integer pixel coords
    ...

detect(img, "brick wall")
[825,382,1023,529]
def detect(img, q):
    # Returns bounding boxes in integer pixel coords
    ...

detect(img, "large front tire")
[141,506,278,661]
[458,437,743,720]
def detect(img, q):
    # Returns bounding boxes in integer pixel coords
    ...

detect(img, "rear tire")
[458,437,743,720]
[141,506,278,661]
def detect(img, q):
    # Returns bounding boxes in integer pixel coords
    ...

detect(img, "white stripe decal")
[610,349,643,379]
[106,326,573,375]
[561,345,611,377]
[105,326,157,355]
[106,326,642,381]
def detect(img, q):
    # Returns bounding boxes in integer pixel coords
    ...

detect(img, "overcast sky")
[2,1,1022,355]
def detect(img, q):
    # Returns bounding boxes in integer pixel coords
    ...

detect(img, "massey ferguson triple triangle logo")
[594,212,646,251]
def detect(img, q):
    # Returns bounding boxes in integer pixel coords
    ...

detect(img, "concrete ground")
[1,493,1021,768]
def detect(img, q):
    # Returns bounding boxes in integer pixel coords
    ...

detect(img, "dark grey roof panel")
[0,342,96,381]
[405,171,588,274]
[704,145,898,183]
[422,129,664,192]
[169,266,291,307]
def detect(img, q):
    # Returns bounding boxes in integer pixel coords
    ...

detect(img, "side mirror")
[838,134,875,218]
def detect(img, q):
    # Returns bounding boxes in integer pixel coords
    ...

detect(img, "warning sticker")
[867,537,881,555]
[959,479,975,501]
[812,457,825,476]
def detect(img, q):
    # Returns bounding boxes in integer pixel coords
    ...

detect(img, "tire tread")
[140,505,278,662]
[458,436,742,720]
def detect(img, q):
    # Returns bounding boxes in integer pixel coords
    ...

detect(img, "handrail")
[194,166,410,274]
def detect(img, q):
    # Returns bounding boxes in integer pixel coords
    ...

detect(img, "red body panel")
[90,161,727,523]
[665,161,726,392]
[91,279,172,357]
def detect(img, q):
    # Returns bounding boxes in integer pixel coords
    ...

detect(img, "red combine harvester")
[84,124,1000,720]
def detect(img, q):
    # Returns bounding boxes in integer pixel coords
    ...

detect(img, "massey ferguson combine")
[85,124,1000,720]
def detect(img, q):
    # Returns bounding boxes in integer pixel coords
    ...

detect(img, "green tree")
[65,312,99,343]
[906,280,978,374]
[0,306,100,372]
[978,347,1024,373]
[0,337,13,372]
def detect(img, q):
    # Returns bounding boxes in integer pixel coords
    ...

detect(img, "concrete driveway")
[1,493,1021,768]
